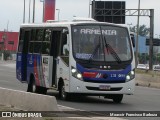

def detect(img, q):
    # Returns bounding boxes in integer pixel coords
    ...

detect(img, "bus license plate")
[99,85,110,90]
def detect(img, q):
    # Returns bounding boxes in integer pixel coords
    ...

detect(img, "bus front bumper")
[69,78,135,95]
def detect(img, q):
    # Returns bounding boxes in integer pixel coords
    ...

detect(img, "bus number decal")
[111,74,116,78]
[118,74,125,78]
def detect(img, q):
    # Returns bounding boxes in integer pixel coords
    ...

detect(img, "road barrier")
[0,87,59,111]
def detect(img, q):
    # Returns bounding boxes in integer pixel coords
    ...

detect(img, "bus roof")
[20,18,128,29]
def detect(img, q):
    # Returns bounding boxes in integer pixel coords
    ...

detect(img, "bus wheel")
[59,83,70,100]
[27,77,39,93]
[39,87,47,95]
[27,79,37,92]
[112,94,123,103]
[31,84,47,94]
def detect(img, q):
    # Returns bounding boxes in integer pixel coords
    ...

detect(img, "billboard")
[146,38,160,46]
[92,1,125,24]
[44,0,56,22]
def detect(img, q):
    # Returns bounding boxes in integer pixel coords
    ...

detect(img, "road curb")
[135,74,160,89]
[0,87,59,111]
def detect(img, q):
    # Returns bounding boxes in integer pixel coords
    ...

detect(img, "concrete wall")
[0,87,59,111]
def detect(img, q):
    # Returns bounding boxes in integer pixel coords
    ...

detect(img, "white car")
[137,64,149,70]
[153,65,160,71]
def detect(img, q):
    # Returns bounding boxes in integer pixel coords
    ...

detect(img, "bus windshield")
[72,25,132,63]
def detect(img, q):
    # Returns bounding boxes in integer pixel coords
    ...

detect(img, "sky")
[0,0,160,37]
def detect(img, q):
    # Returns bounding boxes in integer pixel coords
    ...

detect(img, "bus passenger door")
[57,28,70,93]
[50,31,61,86]
[16,29,30,82]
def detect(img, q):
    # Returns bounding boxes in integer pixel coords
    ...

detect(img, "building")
[0,31,19,60]
[137,36,149,54]
[136,35,160,54]
[0,31,19,52]
[135,35,160,64]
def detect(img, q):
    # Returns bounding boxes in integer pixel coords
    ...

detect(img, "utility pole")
[23,0,26,23]
[149,9,154,70]
[40,0,45,22]
[88,0,91,18]
[42,0,44,22]
[28,0,31,23]
[56,9,60,21]
[2,31,6,61]
[91,0,95,19]
[33,0,35,23]
[135,0,140,67]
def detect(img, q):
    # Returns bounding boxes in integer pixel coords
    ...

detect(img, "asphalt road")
[0,61,27,91]
[0,61,160,119]
[57,86,160,111]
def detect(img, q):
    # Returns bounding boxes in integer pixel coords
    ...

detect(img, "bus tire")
[27,78,37,93]
[39,87,47,95]
[59,83,70,100]
[27,76,40,93]
[112,94,123,103]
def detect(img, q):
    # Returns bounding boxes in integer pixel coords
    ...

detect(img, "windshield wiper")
[104,36,122,64]
[88,36,101,63]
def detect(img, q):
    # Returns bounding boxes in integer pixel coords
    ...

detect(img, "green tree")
[129,25,150,37]
[157,53,160,64]
[4,50,10,61]
[138,53,149,64]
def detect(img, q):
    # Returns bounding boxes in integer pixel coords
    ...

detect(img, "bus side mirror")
[130,34,135,47]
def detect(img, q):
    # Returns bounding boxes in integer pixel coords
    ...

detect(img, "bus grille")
[84,79,125,83]
[86,86,122,91]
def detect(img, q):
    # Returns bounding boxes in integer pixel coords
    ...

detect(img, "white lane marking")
[58,105,82,111]
[2,63,16,68]
[0,80,11,83]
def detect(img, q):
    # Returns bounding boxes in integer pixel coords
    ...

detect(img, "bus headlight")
[77,73,82,79]
[71,68,77,73]
[71,66,82,80]
[126,75,131,80]
[126,69,135,82]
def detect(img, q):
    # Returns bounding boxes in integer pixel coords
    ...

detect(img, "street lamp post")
[88,0,91,18]
[33,0,35,23]
[40,0,45,22]
[1,32,6,61]
[56,9,60,21]
[136,0,140,67]
[28,0,31,23]
[23,0,26,23]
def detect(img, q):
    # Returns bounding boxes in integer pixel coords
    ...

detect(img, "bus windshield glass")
[72,25,132,63]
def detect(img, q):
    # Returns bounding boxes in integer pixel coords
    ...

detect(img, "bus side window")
[42,29,51,55]
[18,29,30,54]
[62,34,68,55]
[61,29,69,56]
[28,29,36,53]
[34,29,44,53]
[60,28,69,66]
[130,33,135,47]
[18,29,24,52]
